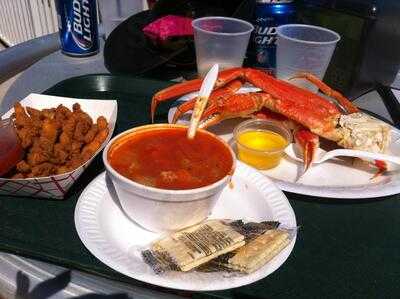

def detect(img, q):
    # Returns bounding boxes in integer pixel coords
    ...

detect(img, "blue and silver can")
[55,0,99,57]
[248,0,295,75]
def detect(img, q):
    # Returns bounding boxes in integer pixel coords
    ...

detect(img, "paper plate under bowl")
[74,161,297,291]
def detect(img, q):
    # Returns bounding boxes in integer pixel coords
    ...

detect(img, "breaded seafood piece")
[97,116,108,130]
[81,126,109,161]
[41,118,60,144]
[13,102,31,128]
[26,162,56,178]
[16,160,31,173]
[83,124,98,144]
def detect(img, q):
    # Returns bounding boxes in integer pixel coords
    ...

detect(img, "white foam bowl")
[103,124,236,232]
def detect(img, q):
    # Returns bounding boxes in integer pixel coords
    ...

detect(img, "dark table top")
[1,74,399,299]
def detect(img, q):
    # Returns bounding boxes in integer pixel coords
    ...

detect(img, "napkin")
[143,15,194,42]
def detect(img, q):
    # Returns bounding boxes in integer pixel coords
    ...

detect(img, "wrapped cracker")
[141,219,282,274]
[199,224,294,274]
[142,220,245,273]
[227,229,291,273]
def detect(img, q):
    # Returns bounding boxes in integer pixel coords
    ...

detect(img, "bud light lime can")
[248,0,295,75]
[55,0,99,57]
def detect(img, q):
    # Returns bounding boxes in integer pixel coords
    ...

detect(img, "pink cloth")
[143,15,194,41]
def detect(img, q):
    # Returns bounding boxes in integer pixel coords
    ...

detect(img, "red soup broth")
[107,127,233,190]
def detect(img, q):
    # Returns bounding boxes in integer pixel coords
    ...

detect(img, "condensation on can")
[55,0,99,57]
[247,0,295,75]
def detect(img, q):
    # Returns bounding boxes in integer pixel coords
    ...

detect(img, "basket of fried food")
[0,94,117,199]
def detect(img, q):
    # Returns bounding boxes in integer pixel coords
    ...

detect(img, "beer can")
[247,0,296,75]
[55,0,99,57]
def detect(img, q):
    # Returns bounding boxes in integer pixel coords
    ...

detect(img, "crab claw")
[294,128,320,173]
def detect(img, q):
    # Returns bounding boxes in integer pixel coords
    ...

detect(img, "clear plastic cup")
[276,24,340,92]
[192,17,254,77]
[98,0,144,38]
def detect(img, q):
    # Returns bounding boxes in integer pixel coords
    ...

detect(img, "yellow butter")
[237,130,288,170]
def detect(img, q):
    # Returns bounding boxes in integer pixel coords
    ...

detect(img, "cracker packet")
[201,226,294,274]
[141,219,293,274]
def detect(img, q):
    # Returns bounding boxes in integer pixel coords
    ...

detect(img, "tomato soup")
[107,127,233,190]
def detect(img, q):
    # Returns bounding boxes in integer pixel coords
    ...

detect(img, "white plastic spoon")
[187,63,219,139]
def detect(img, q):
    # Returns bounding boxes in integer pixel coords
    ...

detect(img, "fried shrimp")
[6,103,109,178]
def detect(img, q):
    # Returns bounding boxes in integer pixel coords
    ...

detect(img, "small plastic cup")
[192,17,254,77]
[276,24,340,92]
[233,119,291,170]
[98,0,144,38]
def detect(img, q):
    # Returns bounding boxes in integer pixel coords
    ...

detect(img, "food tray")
[0,94,117,199]
[0,75,399,299]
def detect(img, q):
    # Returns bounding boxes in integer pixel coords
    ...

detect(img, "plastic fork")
[285,143,400,166]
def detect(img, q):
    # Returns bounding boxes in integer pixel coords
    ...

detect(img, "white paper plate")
[74,161,297,291]
[168,88,400,198]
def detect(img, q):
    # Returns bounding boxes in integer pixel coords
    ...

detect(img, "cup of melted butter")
[233,119,292,170]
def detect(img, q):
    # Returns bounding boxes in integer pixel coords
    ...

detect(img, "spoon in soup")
[187,63,219,139]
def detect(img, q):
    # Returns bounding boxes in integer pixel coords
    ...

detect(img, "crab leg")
[151,69,245,122]
[172,99,196,124]
[293,128,320,173]
[151,79,202,122]
[199,92,267,128]
[200,92,332,129]
[172,80,243,123]
[220,68,341,116]
[289,72,359,114]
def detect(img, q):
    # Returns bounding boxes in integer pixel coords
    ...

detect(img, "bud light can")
[248,0,295,75]
[55,0,99,57]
